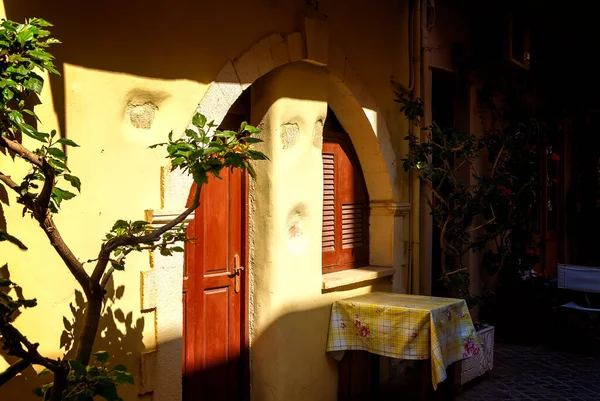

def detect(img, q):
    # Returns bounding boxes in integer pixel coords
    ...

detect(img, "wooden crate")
[460,325,495,385]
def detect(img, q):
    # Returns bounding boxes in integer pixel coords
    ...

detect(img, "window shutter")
[322,131,369,273]
[322,152,336,253]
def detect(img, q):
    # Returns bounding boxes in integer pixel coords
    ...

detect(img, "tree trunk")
[74,289,104,365]
[49,364,68,401]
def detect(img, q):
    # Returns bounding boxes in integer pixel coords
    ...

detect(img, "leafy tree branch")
[0,17,267,401]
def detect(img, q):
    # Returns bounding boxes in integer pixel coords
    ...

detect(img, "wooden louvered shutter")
[322,130,369,273]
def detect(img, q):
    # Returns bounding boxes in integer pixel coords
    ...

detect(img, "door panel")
[183,169,245,401]
[183,94,250,400]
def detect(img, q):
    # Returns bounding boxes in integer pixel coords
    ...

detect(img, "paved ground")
[457,342,600,401]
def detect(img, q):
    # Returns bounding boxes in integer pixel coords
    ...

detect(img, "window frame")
[322,129,370,274]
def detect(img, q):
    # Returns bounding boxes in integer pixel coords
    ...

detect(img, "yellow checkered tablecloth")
[326,292,480,389]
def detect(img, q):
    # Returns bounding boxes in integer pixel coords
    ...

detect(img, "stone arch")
[145,18,409,401]
[161,18,403,226]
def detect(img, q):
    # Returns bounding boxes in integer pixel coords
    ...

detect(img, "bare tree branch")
[0,359,30,387]
[1,153,90,297]
[36,159,55,210]
[0,135,43,168]
[0,170,21,194]
[39,212,91,297]
[100,266,115,289]
[0,322,61,372]
[91,182,202,284]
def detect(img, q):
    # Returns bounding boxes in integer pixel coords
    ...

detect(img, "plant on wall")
[0,18,267,400]
[398,91,539,303]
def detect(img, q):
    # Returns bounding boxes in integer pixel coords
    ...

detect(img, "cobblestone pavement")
[457,342,600,401]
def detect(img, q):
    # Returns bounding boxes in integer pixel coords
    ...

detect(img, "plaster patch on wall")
[126,102,158,129]
[248,118,270,347]
[287,203,309,253]
[280,123,299,149]
[312,119,324,149]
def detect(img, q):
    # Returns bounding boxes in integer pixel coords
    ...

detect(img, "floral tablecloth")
[326,292,480,389]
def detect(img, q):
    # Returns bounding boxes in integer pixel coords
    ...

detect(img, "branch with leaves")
[0,18,267,401]
[399,91,539,302]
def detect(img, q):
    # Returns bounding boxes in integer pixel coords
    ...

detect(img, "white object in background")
[460,325,495,385]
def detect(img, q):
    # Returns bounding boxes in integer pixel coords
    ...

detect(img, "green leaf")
[24,74,44,94]
[62,190,76,201]
[47,158,68,171]
[240,137,263,144]
[171,246,185,253]
[113,364,128,372]
[110,260,124,271]
[93,350,110,364]
[51,187,76,206]
[68,360,86,377]
[96,382,118,401]
[37,368,52,377]
[21,124,49,142]
[171,157,185,167]
[30,18,54,27]
[23,108,40,122]
[7,110,24,125]
[113,370,135,385]
[27,49,54,61]
[2,87,14,101]
[0,230,27,250]
[47,147,66,160]
[63,174,81,192]
[192,113,207,128]
[16,29,35,46]
[112,220,129,230]
[56,137,80,147]
[242,125,260,134]
[203,147,222,155]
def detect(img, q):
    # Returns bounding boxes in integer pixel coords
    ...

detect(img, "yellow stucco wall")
[249,62,393,401]
[0,1,411,400]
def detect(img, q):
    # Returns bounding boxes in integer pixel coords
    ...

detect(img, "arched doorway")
[149,26,404,401]
[183,91,251,401]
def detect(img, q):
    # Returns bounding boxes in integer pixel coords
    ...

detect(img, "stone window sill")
[322,266,394,290]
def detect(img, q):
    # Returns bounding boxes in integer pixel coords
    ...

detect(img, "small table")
[326,292,480,391]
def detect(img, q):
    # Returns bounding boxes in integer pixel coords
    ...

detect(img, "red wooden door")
[182,164,247,401]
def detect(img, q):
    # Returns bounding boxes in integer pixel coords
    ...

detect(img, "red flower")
[552,178,559,184]
[526,249,535,257]
[500,187,512,196]
[354,319,361,328]
[464,339,479,355]
[340,323,347,329]
[411,332,418,339]
[552,153,561,162]
[358,326,371,338]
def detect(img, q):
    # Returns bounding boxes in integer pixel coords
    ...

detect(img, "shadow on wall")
[0,278,145,401]
[3,0,302,140]
[182,303,341,401]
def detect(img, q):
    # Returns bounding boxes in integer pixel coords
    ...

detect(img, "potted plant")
[398,90,541,384]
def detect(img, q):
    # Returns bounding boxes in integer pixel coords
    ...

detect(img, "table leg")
[420,360,460,401]
[420,359,432,401]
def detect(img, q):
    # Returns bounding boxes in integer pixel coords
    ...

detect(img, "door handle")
[230,254,243,293]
